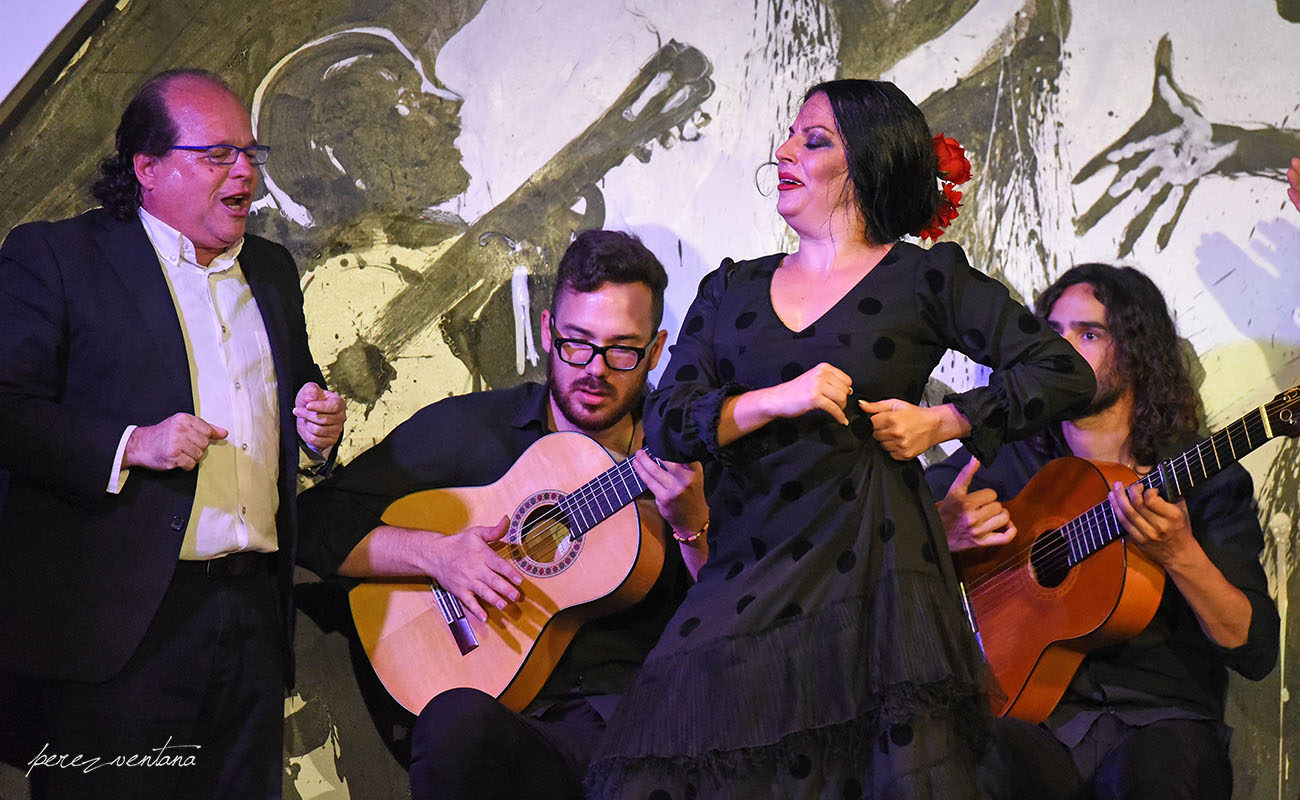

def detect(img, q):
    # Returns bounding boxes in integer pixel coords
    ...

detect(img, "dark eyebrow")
[1049,319,1108,332]
[788,124,834,137]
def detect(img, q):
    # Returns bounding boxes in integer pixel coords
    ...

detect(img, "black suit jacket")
[0,208,326,684]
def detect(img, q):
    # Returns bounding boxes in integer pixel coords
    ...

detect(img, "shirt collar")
[138,207,243,272]
[511,382,553,431]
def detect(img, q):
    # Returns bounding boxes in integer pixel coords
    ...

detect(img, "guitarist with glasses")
[296,229,708,800]
[926,263,1279,800]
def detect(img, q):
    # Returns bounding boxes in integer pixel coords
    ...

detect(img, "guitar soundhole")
[1029,529,1071,588]
[519,504,573,564]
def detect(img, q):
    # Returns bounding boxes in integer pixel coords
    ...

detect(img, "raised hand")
[936,456,1017,551]
[294,381,346,452]
[123,412,228,471]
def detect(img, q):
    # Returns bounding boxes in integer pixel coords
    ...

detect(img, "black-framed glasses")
[549,318,651,371]
[169,144,271,166]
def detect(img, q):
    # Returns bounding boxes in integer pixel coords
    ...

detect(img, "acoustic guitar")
[956,385,1300,723]
[349,432,664,714]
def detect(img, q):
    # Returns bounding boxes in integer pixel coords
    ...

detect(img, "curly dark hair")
[553,229,668,328]
[91,69,235,219]
[1035,263,1201,465]
[804,79,940,245]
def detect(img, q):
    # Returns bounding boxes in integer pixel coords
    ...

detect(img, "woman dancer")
[586,79,1096,798]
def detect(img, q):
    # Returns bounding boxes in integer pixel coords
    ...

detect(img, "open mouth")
[220,193,250,212]
[777,173,803,190]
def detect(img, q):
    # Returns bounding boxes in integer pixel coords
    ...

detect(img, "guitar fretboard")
[559,456,649,538]
[1059,399,1281,567]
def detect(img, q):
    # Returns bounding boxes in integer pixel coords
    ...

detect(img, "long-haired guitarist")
[296,230,708,800]
[926,264,1279,800]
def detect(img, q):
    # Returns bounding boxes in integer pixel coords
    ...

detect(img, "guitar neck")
[561,457,649,538]
[1062,400,1282,566]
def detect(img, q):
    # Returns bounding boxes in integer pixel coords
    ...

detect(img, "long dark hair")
[805,79,939,245]
[1036,263,1201,464]
[91,69,233,219]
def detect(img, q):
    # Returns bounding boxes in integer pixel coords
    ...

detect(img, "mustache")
[572,376,614,394]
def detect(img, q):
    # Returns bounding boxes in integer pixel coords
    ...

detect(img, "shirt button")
[169,515,186,531]
[234,381,242,390]
[241,506,247,516]
[241,442,249,451]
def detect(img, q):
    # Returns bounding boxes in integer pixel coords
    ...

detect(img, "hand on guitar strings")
[630,451,709,542]
[1108,482,1196,569]
[936,456,1017,551]
[425,515,523,621]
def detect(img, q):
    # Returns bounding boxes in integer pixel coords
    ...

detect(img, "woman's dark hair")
[805,79,939,245]
[91,69,234,219]
[553,230,668,328]
[1036,263,1201,464]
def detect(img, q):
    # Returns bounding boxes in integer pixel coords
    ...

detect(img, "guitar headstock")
[1266,385,1300,439]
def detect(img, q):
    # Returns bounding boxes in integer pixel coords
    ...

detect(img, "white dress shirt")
[107,209,282,558]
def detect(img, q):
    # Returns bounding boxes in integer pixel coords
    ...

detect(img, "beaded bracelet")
[673,520,709,543]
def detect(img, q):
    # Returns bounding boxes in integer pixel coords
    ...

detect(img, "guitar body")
[348,432,665,714]
[957,457,1166,723]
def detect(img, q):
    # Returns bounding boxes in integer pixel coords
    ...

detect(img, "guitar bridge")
[430,582,479,655]
[448,617,479,656]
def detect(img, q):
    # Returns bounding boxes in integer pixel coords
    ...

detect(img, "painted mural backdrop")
[0,1,1296,798]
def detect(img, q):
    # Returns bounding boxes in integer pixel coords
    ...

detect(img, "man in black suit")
[0,68,344,799]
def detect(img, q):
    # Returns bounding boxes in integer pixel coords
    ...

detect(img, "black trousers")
[980,713,1232,800]
[27,565,284,800]
[409,687,605,800]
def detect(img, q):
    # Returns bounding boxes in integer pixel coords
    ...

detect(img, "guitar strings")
[964,409,1272,599]
[960,402,1284,609]
[967,390,1289,666]
[487,460,640,557]
[473,455,649,560]
[960,402,1281,603]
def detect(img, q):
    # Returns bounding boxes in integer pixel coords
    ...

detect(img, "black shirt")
[297,382,690,717]
[925,437,1279,744]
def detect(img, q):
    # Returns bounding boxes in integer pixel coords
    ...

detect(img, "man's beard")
[547,364,644,434]
[1072,364,1125,419]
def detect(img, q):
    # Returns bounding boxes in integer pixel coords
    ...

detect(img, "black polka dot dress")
[585,242,1095,799]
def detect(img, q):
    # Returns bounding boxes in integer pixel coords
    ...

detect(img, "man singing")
[0,69,344,799]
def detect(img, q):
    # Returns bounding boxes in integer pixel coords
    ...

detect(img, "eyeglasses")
[169,144,271,166]
[549,318,651,371]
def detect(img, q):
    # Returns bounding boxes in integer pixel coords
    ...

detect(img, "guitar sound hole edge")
[1029,529,1071,589]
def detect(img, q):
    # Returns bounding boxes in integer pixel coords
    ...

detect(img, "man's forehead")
[553,283,653,315]
[162,78,253,132]
[1046,283,1108,323]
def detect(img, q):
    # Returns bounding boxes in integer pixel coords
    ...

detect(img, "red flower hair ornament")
[917,133,972,241]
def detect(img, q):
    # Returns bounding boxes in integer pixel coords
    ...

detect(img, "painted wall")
[0,1,88,102]
[0,1,1296,798]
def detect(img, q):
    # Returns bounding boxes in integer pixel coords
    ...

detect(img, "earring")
[754,160,779,197]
